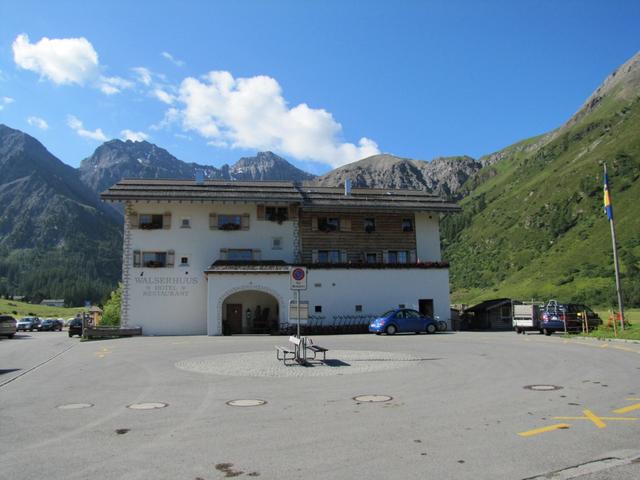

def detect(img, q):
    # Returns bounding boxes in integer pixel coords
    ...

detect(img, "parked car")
[539,300,602,335]
[0,315,17,338]
[369,308,439,335]
[16,316,40,331]
[38,318,63,331]
[68,318,83,337]
[64,317,76,327]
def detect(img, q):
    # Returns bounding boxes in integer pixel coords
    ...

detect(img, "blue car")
[369,308,438,335]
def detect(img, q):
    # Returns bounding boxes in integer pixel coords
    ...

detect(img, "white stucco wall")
[126,201,295,335]
[205,268,451,335]
[415,212,441,261]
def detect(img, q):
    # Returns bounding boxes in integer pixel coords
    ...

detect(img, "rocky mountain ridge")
[315,153,482,198]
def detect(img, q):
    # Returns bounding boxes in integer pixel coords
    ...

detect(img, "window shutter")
[341,217,351,232]
[252,249,262,260]
[312,249,319,263]
[133,250,141,267]
[241,213,250,230]
[129,213,139,229]
[163,212,171,229]
[166,250,175,267]
[311,217,318,231]
[219,248,228,260]
[409,250,417,263]
[209,213,218,230]
[340,250,348,263]
[382,250,389,264]
[257,204,266,220]
[288,204,299,219]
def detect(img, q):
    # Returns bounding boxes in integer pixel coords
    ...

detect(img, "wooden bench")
[304,338,329,361]
[276,336,302,365]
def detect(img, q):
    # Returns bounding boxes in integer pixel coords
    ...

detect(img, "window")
[272,237,283,250]
[265,206,289,223]
[315,305,322,313]
[365,253,377,264]
[180,256,189,266]
[142,252,167,268]
[364,218,376,233]
[139,214,163,230]
[388,250,409,264]
[318,217,340,232]
[227,249,254,261]
[402,218,414,232]
[218,214,242,230]
[318,250,341,263]
[180,218,191,228]
[355,305,363,312]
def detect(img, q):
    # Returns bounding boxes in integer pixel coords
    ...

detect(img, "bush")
[101,284,122,326]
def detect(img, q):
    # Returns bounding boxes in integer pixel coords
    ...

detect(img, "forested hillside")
[442,53,640,307]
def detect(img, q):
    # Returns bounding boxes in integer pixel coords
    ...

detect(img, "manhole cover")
[226,399,267,407]
[524,385,563,391]
[127,402,168,410]
[353,394,393,402]
[57,403,94,410]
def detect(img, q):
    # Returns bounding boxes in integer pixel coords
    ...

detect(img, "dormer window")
[139,214,163,230]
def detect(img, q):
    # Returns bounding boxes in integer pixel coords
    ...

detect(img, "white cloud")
[176,71,379,167]
[98,75,134,95]
[120,129,149,142]
[0,96,14,110]
[150,107,180,131]
[161,51,185,67]
[153,87,176,104]
[27,116,49,130]
[13,34,133,96]
[132,66,152,86]
[12,34,98,85]
[67,115,108,141]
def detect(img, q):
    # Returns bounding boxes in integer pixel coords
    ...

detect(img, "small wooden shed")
[461,298,513,330]
[88,306,103,326]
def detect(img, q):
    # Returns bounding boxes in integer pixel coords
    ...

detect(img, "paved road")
[1,331,639,479]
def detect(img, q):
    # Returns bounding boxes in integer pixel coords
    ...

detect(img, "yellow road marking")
[614,403,640,414]
[612,345,638,353]
[600,344,609,348]
[583,409,607,428]
[553,416,637,421]
[518,424,570,437]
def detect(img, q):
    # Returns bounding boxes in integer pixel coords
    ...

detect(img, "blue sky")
[0,1,638,174]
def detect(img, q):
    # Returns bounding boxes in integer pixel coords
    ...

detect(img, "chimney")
[344,178,352,196]
[195,170,204,184]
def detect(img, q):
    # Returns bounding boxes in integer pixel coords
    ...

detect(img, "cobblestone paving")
[175,350,429,377]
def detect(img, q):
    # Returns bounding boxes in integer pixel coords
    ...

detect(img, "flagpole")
[604,164,625,331]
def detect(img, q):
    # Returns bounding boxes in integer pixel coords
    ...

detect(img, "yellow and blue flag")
[604,172,613,220]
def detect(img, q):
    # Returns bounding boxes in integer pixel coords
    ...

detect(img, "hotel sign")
[135,275,199,297]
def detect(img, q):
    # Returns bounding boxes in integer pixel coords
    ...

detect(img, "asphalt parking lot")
[1,331,639,480]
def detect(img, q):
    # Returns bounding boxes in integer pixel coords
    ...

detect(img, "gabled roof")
[101,179,461,213]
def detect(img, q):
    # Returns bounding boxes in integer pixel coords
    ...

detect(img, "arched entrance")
[221,290,280,334]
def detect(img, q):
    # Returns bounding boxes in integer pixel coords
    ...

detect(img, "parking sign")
[289,267,307,290]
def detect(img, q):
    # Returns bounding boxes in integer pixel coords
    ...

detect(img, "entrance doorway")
[222,290,280,334]
[226,304,243,334]
[419,299,434,318]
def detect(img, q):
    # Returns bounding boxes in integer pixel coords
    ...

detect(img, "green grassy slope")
[443,87,640,307]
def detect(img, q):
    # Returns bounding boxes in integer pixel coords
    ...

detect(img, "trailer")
[512,303,542,334]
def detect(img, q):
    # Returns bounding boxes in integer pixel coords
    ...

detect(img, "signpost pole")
[296,289,301,339]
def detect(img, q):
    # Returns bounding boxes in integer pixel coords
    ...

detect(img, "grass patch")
[0,298,85,319]
[584,308,640,340]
